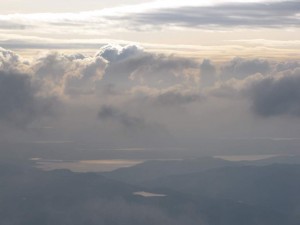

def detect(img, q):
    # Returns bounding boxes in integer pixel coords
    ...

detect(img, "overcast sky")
[0,0,299,155]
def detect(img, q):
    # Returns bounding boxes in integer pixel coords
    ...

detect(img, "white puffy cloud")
[32,52,107,96]
[0,48,29,72]
[96,44,144,62]
[97,44,200,91]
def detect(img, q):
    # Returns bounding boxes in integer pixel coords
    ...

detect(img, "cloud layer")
[1,45,300,147]
[0,1,299,33]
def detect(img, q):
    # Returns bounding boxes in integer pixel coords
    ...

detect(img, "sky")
[0,0,300,156]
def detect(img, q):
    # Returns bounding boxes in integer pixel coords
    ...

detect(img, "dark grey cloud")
[0,70,57,127]
[249,69,300,117]
[98,105,146,131]
[0,39,107,50]
[0,48,60,128]
[125,1,300,29]
[154,91,202,106]
[132,87,203,107]
[97,105,171,147]
[203,58,300,119]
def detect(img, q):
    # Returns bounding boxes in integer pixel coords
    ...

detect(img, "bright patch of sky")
[0,0,282,13]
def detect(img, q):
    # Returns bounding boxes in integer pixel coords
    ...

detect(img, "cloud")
[65,56,107,96]
[4,47,300,121]
[276,61,300,72]
[0,1,298,37]
[96,44,144,62]
[200,59,217,86]
[207,60,300,117]
[203,57,273,98]
[0,39,107,50]
[249,68,300,117]
[0,70,57,127]
[98,105,146,131]
[155,90,202,106]
[221,57,271,80]
[97,104,172,147]
[0,48,59,127]
[127,1,300,29]
[97,44,200,90]
[0,45,201,101]
[1,46,300,149]
[3,45,300,147]
[131,85,203,107]
[32,51,106,96]
[0,47,29,72]
[0,21,27,30]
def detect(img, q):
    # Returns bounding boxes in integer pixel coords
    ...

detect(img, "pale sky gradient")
[0,0,299,60]
[0,0,271,13]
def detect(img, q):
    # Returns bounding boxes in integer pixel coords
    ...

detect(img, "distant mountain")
[245,155,300,166]
[103,156,300,221]
[0,162,293,225]
[132,189,290,225]
[143,164,300,223]
[103,157,238,185]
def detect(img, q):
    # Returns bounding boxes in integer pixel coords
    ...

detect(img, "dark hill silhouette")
[103,157,238,185]
[0,161,294,225]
